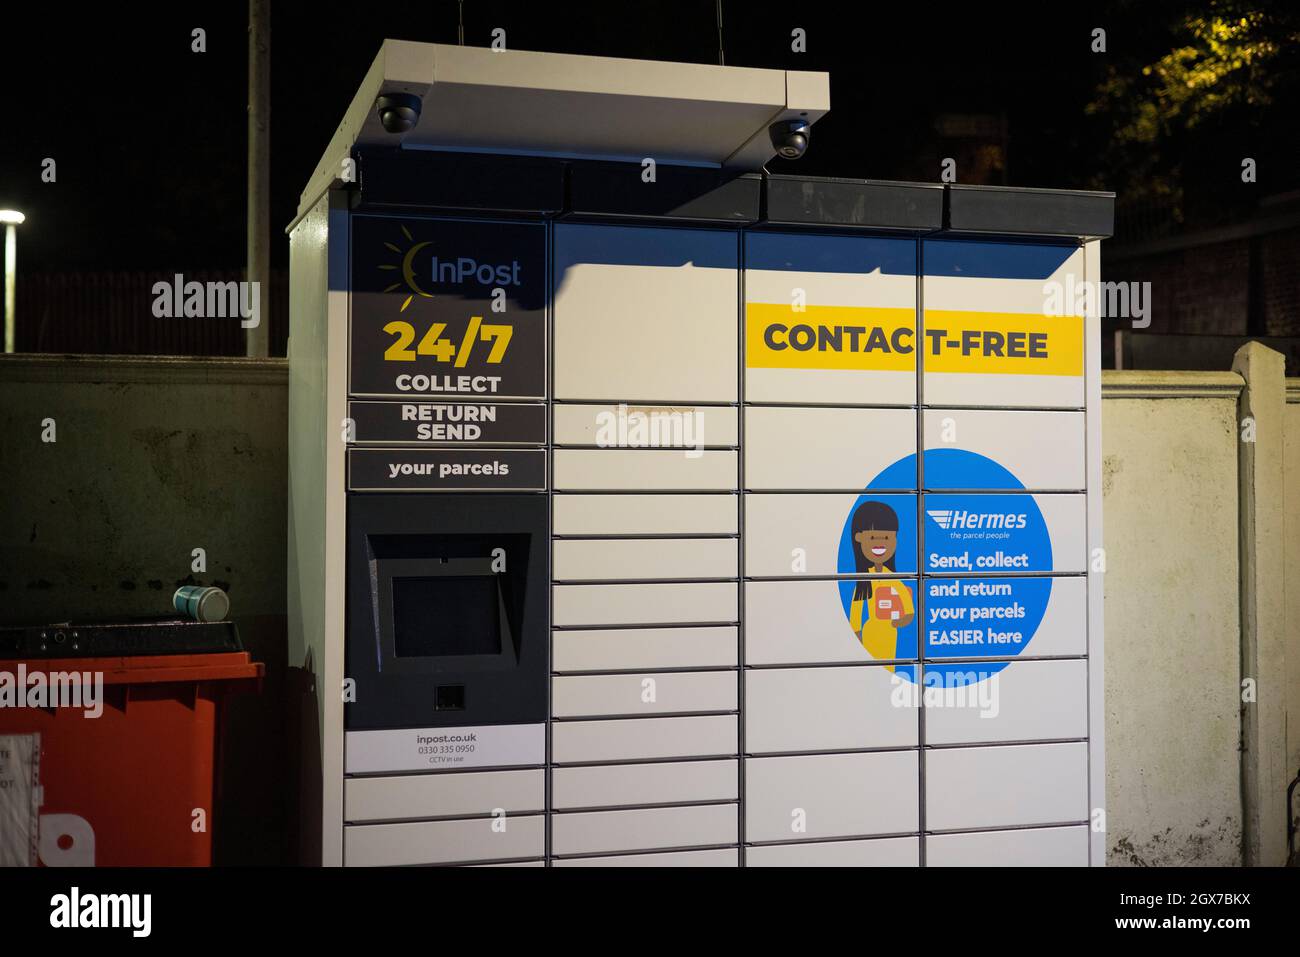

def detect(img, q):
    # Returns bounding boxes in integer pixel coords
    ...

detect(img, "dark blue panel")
[923,239,1077,280]
[746,232,916,276]
[552,223,738,271]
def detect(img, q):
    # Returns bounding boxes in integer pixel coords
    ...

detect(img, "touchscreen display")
[391,575,502,657]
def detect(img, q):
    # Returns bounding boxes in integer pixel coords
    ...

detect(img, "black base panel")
[0,620,243,659]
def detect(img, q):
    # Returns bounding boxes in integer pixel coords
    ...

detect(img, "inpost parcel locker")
[288,40,1113,867]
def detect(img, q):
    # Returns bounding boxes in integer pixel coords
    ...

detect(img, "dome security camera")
[769,119,811,160]
[376,93,422,134]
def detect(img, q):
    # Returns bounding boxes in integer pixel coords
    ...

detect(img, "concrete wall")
[0,356,287,622]
[1100,372,1244,865]
[1,353,1296,866]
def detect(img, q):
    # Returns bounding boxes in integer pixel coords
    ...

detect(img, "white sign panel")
[344,723,545,775]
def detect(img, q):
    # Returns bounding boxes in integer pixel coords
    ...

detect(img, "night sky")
[0,1,1290,272]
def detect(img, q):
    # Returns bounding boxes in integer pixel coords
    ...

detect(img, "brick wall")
[1107,225,1300,338]
[12,269,290,356]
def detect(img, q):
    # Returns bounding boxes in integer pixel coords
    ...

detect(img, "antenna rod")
[716,0,725,66]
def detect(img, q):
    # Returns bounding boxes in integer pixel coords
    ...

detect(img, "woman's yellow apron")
[849,579,914,663]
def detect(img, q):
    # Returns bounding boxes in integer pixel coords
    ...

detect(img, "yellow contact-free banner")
[745,303,916,372]
[745,303,1083,378]
[923,310,1083,377]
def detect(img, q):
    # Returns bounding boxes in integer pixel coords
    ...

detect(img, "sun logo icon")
[378,225,434,312]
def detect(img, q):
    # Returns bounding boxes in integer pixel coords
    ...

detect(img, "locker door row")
[551,225,742,862]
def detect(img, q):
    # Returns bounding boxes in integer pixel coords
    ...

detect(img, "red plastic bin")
[0,651,262,866]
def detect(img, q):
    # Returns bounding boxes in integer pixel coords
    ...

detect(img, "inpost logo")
[380,225,521,313]
[380,225,436,313]
[927,509,1027,531]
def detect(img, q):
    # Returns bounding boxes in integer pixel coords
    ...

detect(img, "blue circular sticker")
[838,451,1053,686]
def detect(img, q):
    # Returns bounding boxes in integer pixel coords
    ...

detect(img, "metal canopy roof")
[296,40,829,220]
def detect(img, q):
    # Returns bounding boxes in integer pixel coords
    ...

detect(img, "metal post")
[246,0,271,357]
[3,224,15,354]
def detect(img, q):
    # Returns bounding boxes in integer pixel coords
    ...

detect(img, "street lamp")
[0,209,24,354]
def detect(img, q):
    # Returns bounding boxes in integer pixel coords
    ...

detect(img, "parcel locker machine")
[288,41,1114,867]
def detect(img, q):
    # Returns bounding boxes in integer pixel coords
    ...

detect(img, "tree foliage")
[1088,1,1300,231]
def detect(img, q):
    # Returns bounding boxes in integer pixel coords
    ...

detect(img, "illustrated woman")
[849,499,914,662]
